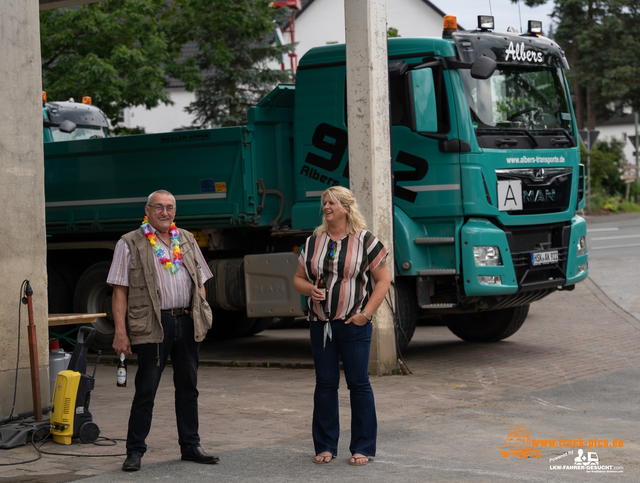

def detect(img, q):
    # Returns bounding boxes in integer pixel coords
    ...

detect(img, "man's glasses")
[148,204,175,213]
[328,241,336,259]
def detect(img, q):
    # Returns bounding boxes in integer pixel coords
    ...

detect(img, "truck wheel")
[73,261,114,352]
[444,304,530,342]
[395,278,417,352]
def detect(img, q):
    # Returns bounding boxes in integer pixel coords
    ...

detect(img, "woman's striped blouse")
[298,230,388,321]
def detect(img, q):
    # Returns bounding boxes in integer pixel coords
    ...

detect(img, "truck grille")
[496,168,572,215]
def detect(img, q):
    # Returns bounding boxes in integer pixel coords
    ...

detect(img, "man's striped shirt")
[107,226,212,310]
[298,230,388,321]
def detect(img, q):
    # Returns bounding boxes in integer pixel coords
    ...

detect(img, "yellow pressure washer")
[50,326,101,445]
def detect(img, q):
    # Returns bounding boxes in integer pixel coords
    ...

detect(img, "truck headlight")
[577,236,587,256]
[478,275,502,285]
[577,262,588,275]
[473,246,502,266]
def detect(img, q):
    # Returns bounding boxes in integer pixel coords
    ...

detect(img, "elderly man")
[108,189,215,472]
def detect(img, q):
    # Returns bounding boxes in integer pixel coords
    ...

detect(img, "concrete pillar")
[0,1,49,416]
[344,0,397,375]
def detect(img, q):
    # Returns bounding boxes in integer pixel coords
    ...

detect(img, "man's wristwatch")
[361,311,372,322]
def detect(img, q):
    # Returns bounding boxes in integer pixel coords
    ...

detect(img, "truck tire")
[444,304,530,342]
[395,278,417,352]
[73,261,114,352]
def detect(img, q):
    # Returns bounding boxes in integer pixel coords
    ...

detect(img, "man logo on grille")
[532,168,545,180]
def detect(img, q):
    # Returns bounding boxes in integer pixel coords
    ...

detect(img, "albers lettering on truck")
[43,14,587,352]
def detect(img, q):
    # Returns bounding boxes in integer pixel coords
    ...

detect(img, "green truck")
[44,16,588,351]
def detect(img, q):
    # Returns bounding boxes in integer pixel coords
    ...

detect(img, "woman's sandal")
[313,453,335,464]
[349,454,369,466]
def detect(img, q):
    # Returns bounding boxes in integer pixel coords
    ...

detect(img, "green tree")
[40,0,294,132]
[183,0,293,128]
[40,0,200,132]
[586,138,626,194]
[387,27,401,38]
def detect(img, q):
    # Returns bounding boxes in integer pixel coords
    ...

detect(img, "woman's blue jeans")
[309,320,377,457]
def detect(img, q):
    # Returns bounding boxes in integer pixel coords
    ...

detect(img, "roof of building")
[599,113,637,127]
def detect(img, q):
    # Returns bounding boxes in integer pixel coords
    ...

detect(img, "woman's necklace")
[141,216,183,273]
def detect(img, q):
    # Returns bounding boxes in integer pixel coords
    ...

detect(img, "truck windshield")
[460,66,573,133]
[50,125,108,141]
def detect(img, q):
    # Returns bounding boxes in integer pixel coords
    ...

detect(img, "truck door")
[390,62,462,273]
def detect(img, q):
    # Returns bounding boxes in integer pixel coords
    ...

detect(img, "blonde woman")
[293,186,391,466]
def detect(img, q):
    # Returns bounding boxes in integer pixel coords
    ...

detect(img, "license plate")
[531,250,558,266]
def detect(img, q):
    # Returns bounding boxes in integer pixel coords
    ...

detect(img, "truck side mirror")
[59,119,77,134]
[410,68,438,133]
[470,56,496,80]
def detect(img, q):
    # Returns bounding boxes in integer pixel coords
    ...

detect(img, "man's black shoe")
[122,453,142,471]
[181,445,220,464]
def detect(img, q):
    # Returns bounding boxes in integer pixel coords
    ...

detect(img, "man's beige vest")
[122,228,213,345]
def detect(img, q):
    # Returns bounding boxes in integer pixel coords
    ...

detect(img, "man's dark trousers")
[126,312,201,455]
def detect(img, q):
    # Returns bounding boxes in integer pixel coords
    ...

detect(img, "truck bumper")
[564,215,589,285]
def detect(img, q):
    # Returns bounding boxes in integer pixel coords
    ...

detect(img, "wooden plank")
[48,313,106,327]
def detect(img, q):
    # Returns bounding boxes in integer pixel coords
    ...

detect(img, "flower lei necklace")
[141,216,183,273]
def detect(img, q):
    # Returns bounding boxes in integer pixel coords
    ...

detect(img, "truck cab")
[43,94,109,143]
[291,15,588,348]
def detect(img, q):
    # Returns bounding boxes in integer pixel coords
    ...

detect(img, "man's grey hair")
[147,190,176,206]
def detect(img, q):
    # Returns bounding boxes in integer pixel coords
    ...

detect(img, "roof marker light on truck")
[527,20,543,35]
[477,15,494,31]
[443,15,457,31]
[442,15,457,38]
[82,96,92,105]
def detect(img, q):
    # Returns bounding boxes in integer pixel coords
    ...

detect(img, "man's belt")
[161,307,190,316]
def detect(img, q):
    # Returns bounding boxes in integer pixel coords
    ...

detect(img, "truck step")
[414,237,455,245]
[420,303,456,309]
[418,269,457,276]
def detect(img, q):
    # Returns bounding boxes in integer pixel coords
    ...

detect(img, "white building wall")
[292,0,444,65]
[597,123,637,168]
[123,89,195,134]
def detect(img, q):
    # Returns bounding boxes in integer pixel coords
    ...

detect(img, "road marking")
[591,243,640,250]
[531,396,549,406]
[591,234,640,241]
[587,227,619,232]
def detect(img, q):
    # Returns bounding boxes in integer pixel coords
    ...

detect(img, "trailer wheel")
[395,278,417,352]
[444,304,530,342]
[73,261,114,352]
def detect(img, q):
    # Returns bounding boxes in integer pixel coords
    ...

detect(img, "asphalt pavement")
[1,213,639,482]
